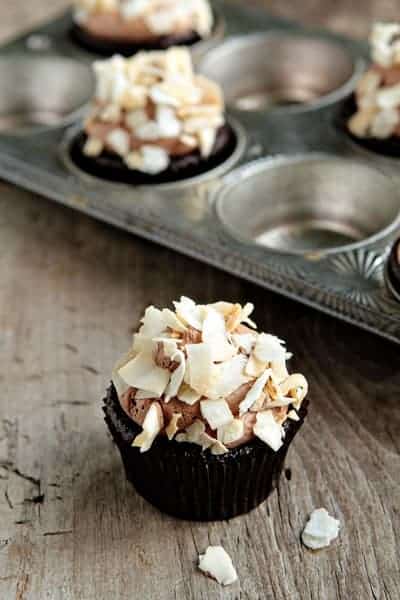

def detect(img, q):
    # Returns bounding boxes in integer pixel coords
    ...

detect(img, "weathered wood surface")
[0,2,399,599]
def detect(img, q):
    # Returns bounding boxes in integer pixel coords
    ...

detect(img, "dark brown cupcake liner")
[103,384,308,521]
[385,238,400,301]
[70,123,237,185]
[338,95,400,158]
[70,22,201,57]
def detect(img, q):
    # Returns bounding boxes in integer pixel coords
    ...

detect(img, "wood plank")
[0,2,399,599]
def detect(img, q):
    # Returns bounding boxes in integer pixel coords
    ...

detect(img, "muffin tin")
[1,0,400,342]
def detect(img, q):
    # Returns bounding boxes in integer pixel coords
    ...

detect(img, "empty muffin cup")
[198,32,363,112]
[216,155,400,256]
[0,56,94,134]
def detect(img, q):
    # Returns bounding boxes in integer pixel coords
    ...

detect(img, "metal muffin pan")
[0,0,399,343]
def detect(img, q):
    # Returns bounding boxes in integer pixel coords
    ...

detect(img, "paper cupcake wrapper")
[104,385,307,521]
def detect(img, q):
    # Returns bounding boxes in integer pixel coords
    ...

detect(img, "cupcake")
[386,237,400,301]
[71,47,236,183]
[104,297,309,521]
[345,23,400,157]
[71,0,214,56]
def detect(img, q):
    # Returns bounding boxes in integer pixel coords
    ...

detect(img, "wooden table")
[0,2,399,599]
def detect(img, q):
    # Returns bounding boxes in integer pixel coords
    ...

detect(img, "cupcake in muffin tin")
[104,297,309,520]
[71,0,214,56]
[71,47,237,183]
[344,23,400,157]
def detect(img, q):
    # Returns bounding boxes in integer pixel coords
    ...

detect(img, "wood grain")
[0,2,399,599]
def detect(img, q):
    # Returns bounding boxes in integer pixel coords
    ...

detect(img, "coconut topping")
[74,0,213,39]
[348,23,400,139]
[198,546,238,586]
[83,48,225,173]
[113,298,308,453]
[301,508,341,550]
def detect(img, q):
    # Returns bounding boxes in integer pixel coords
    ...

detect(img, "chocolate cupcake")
[71,0,213,56]
[386,237,400,300]
[72,48,236,184]
[104,298,309,521]
[344,23,400,157]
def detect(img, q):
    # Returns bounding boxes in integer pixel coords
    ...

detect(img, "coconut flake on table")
[198,546,238,586]
[301,508,340,550]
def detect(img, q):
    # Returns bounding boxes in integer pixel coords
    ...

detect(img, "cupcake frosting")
[74,0,213,41]
[83,48,225,174]
[348,23,400,139]
[112,298,308,454]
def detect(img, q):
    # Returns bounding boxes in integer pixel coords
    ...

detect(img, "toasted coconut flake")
[112,347,137,399]
[118,351,170,397]
[347,107,378,137]
[279,374,308,408]
[177,383,202,406]
[176,419,205,444]
[208,354,251,400]
[202,307,237,362]
[231,333,256,355]
[83,136,104,157]
[173,296,204,330]
[135,389,155,400]
[239,369,271,416]
[218,419,244,445]
[370,107,400,138]
[132,333,156,355]
[245,353,267,378]
[253,410,284,451]
[200,399,233,430]
[254,333,286,363]
[106,128,130,157]
[161,308,187,332]
[287,409,300,421]
[132,402,163,452]
[302,508,340,550]
[198,546,238,586]
[198,127,217,157]
[139,306,167,337]
[165,412,182,440]
[164,349,185,401]
[210,439,229,455]
[271,359,289,383]
[186,343,214,396]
